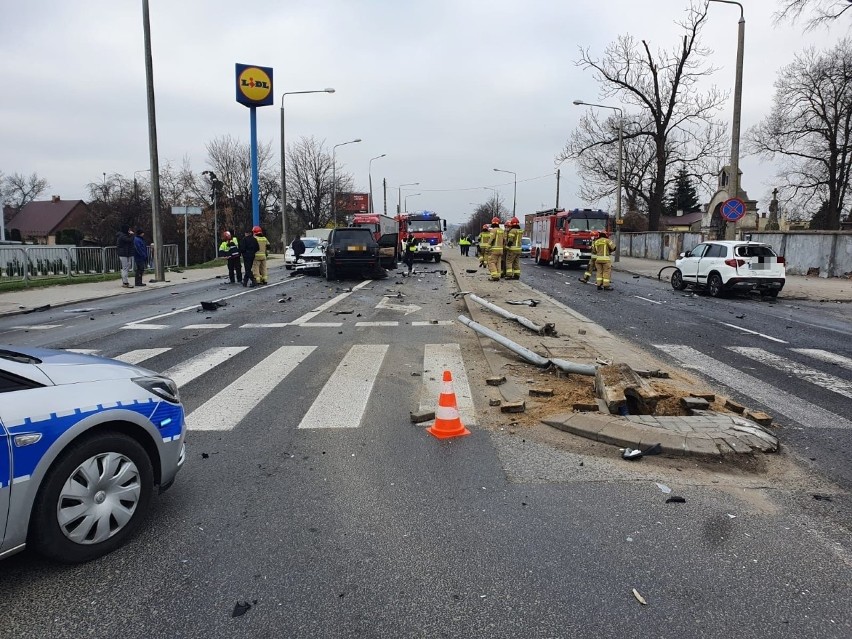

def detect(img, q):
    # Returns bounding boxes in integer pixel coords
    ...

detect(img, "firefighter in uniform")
[592,230,616,290]
[478,224,491,268]
[505,217,523,280]
[485,217,505,282]
[578,231,600,284]
[218,231,242,284]
[251,225,270,284]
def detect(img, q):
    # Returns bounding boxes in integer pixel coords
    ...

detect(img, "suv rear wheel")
[708,272,724,298]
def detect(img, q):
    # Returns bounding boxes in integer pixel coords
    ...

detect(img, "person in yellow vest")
[218,231,242,284]
[592,230,617,290]
[578,231,600,284]
[478,224,491,268]
[251,225,270,284]
[485,217,505,282]
[504,217,523,280]
[458,234,471,256]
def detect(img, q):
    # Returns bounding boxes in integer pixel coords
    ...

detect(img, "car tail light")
[724,258,745,268]
[777,255,785,264]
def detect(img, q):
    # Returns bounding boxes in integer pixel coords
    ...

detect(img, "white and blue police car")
[0,347,185,563]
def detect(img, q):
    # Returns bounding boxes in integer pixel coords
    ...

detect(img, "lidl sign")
[235,63,273,107]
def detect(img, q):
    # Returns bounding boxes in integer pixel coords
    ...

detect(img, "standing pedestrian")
[218,231,242,283]
[251,226,269,284]
[592,231,617,290]
[116,224,134,288]
[291,236,306,265]
[240,229,259,287]
[505,218,523,280]
[458,235,470,256]
[485,217,505,282]
[403,234,417,275]
[133,228,148,287]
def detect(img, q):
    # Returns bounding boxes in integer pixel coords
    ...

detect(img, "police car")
[0,347,185,563]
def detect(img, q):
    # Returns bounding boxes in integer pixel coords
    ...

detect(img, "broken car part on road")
[465,293,556,336]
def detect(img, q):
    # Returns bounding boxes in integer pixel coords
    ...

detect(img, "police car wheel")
[29,432,154,564]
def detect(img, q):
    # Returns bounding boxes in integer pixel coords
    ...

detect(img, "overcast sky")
[1,1,848,224]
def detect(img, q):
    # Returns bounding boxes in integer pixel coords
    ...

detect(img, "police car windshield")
[407,221,442,233]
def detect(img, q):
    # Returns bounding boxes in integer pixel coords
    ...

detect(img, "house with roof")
[659,209,703,232]
[7,196,89,244]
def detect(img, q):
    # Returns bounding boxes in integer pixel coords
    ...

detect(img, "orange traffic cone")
[427,370,471,440]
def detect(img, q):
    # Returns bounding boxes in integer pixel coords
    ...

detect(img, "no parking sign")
[721,198,746,222]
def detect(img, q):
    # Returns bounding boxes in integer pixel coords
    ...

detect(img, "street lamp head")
[325,88,336,93]
[352,138,362,143]
[572,100,585,105]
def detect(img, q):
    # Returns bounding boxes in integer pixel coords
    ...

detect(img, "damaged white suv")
[671,240,786,298]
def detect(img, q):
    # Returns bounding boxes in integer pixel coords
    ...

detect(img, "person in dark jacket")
[218,231,242,283]
[133,228,149,287]
[291,237,306,265]
[403,235,418,275]
[116,224,134,288]
[239,229,260,287]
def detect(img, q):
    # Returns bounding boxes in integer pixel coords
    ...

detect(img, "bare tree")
[775,0,852,31]
[746,38,852,230]
[285,136,353,233]
[1,171,49,214]
[564,1,728,230]
[465,195,508,235]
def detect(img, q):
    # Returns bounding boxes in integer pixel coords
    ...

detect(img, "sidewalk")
[613,255,852,302]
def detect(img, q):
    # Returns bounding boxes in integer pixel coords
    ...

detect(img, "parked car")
[0,347,186,563]
[671,240,786,298]
[285,237,324,270]
[320,227,383,281]
[520,236,532,258]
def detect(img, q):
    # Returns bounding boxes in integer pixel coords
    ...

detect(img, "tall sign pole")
[235,63,274,229]
[142,0,164,282]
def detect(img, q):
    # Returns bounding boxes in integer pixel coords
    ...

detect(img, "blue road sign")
[721,198,746,222]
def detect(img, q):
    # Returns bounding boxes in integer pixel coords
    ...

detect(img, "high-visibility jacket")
[592,237,616,261]
[506,228,523,252]
[479,230,492,248]
[219,238,240,259]
[459,237,470,246]
[488,227,505,253]
[255,235,269,259]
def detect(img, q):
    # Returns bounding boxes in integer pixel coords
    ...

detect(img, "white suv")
[671,241,786,298]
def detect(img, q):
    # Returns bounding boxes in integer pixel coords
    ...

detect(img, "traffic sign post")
[235,63,274,228]
[171,206,202,267]
[721,197,746,222]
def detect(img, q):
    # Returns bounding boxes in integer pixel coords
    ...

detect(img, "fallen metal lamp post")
[466,293,556,336]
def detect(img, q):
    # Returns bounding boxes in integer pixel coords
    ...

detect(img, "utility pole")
[142,0,164,282]
[555,168,561,210]
[383,178,387,215]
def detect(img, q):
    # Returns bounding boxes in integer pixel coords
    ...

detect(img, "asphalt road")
[1,262,850,638]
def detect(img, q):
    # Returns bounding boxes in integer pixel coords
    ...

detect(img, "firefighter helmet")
[482,224,489,230]
[491,217,501,225]
[252,226,262,235]
[509,217,520,227]
[597,230,608,238]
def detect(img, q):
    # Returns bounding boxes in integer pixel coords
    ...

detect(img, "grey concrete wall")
[621,231,852,278]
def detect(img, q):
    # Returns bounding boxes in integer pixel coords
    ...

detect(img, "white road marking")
[122,324,169,330]
[654,344,852,430]
[717,321,788,343]
[412,320,455,326]
[729,347,852,400]
[298,322,343,328]
[290,280,370,325]
[12,325,61,330]
[186,345,315,431]
[633,296,662,305]
[163,347,247,388]
[376,296,421,315]
[65,349,99,355]
[240,323,289,328]
[298,344,388,429]
[356,321,399,327]
[113,348,172,365]
[792,349,852,371]
[420,343,476,426]
[182,324,230,330]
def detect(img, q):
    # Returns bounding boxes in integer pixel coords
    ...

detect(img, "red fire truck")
[531,208,611,268]
[396,211,446,262]
[351,213,399,268]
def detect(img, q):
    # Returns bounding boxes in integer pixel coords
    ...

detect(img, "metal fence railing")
[0,244,180,285]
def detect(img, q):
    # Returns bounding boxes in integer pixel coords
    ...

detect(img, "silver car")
[0,347,185,563]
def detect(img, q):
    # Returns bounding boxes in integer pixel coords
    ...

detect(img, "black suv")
[321,227,396,281]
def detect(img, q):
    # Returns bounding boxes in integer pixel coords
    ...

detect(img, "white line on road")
[298,322,343,328]
[65,349,99,355]
[420,343,476,426]
[11,325,62,330]
[298,344,388,429]
[121,324,169,330]
[411,321,455,326]
[186,345,315,431]
[113,348,172,365]
[633,296,662,305]
[240,323,290,328]
[729,347,852,400]
[290,280,370,325]
[654,344,852,430]
[182,324,230,330]
[717,321,788,343]
[792,349,852,371]
[163,347,247,388]
[356,321,399,327]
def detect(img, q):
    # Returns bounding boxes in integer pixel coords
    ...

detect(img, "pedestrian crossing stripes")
[21,318,459,331]
[163,347,247,388]
[114,348,171,365]
[421,343,476,426]
[728,347,852,400]
[654,344,852,430]
[790,348,852,371]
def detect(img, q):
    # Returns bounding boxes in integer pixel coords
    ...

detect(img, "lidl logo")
[235,63,274,107]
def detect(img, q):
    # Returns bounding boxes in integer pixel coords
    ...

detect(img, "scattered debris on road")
[655,482,672,494]
[622,448,643,461]
[22,304,51,314]
[231,601,256,618]
[200,300,227,311]
[486,376,507,386]
[632,589,648,605]
[666,495,687,504]
[506,299,540,307]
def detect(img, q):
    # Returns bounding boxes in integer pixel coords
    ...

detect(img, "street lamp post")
[201,170,222,256]
[404,193,421,212]
[141,0,164,282]
[709,0,745,208]
[332,139,362,227]
[368,154,386,214]
[280,88,335,246]
[482,187,499,220]
[573,99,623,262]
[396,182,420,215]
[492,168,517,218]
